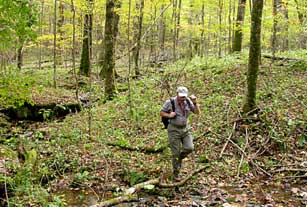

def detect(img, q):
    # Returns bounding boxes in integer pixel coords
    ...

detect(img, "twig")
[84,183,100,202]
[237,128,249,177]
[3,160,9,207]
[228,139,271,177]
[271,168,307,173]
[219,122,236,158]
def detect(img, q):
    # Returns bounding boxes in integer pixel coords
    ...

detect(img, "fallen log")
[106,142,167,154]
[262,54,302,61]
[90,165,209,207]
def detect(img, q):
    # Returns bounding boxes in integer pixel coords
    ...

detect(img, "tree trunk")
[17,43,23,70]
[158,5,166,58]
[228,0,233,53]
[57,0,64,65]
[71,0,78,100]
[281,1,289,50]
[294,0,307,49]
[188,4,193,59]
[232,0,247,52]
[272,0,283,57]
[103,0,120,100]
[243,0,264,114]
[38,0,44,70]
[53,0,57,88]
[79,0,93,77]
[218,0,223,57]
[132,0,144,78]
[172,0,177,61]
[200,3,205,57]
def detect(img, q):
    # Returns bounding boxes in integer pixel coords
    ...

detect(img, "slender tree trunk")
[176,0,182,47]
[200,3,205,57]
[172,0,177,61]
[188,3,193,59]
[57,0,64,65]
[282,1,289,50]
[243,0,264,114]
[132,0,144,77]
[17,42,23,70]
[38,0,44,70]
[71,0,78,100]
[148,5,157,64]
[228,0,232,53]
[53,0,57,88]
[218,0,223,57]
[158,5,166,58]
[232,0,247,52]
[103,0,120,100]
[206,15,212,56]
[294,0,307,49]
[271,0,280,59]
[79,0,93,76]
[127,0,133,118]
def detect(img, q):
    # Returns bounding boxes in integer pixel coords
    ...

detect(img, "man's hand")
[169,112,176,118]
[190,95,197,105]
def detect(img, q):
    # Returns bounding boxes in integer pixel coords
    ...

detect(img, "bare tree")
[232,0,247,52]
[243,0,264,114]
[132,0,144,78]
[79,0,93,76]
[103,0,121,100]
[53,0,57,88]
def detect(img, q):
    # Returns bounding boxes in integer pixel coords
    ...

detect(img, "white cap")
[177,86,188,97]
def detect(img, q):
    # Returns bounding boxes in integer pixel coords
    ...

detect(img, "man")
[160,86,200,181]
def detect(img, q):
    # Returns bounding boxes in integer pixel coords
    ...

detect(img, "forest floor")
[1,53,307,206]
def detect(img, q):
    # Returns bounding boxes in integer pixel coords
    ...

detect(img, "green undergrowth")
[1,51,307,205]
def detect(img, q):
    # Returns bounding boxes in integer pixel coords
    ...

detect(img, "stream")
[54,179,307,206]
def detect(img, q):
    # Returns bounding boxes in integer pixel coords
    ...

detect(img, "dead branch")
[228,138,271,177]
[105,142,166,154]
[90,165,209,207]
[219,122,236,158]
[271,168,307,174]
[237,128,249,177]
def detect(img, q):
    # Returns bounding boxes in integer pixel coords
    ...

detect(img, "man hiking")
[160,86,200,181]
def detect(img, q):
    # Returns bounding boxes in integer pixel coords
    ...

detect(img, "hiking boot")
[173,171,181,182]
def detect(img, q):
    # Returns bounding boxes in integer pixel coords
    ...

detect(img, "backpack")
[161,98,175,129]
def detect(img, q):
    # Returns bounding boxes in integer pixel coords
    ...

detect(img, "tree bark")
[218,0,223,57]
[243,0,264,114]
[102,0,120,100]
[158,5,166,58]
[294,0,307,49]
[17,42,23,70]
[232,0,247,52]
[79,0,93,77]
[132,0,144,77]
[272,0,284,57]
[53,0,57,88]
[57,0,64,65]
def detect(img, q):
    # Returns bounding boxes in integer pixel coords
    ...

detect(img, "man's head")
[176,86,188,102]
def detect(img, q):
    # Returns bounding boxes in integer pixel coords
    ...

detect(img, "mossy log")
[1,102,81,121]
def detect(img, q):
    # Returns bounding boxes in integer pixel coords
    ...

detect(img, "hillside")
[1,53,307,206]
